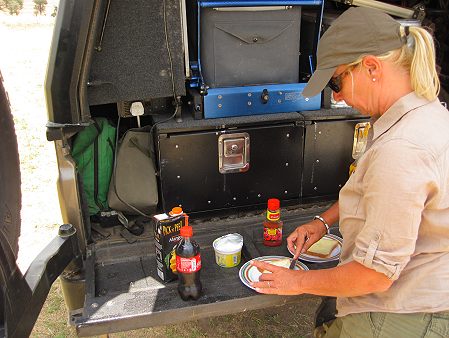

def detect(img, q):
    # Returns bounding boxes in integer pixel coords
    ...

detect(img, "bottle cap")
[267,198,280,211]
[180,225,193,237]
[170,206,183,216]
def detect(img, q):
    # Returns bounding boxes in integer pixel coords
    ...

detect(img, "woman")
[251,7,449,337]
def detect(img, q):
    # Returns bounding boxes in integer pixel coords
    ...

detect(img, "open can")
[213,233,244,268]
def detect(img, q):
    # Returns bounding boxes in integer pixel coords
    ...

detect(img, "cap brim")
[302,67,337,98]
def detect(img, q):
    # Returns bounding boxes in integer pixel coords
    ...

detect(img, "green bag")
[72,118,116,215]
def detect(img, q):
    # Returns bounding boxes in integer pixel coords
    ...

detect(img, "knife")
[289,257,298,270]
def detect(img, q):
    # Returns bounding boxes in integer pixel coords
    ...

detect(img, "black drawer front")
[158,123,304,212]
[302,119,363,198]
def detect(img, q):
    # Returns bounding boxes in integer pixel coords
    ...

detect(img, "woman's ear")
[362,55,382,79]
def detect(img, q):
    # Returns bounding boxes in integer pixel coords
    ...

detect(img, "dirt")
[1,9,320,337]
[0,10,62,272]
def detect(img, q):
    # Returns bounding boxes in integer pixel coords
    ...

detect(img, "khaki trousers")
[315,312,449,338]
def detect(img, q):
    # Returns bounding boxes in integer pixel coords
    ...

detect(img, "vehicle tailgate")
[76,202,336,336]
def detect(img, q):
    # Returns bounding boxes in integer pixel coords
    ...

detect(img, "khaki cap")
[302,7,405,98]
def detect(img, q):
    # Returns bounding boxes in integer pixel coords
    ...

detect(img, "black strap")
[92,119,104,211]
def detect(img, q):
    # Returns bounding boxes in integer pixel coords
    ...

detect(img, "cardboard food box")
[153,209,186,282]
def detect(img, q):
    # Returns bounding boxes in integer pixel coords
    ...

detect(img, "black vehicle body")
[1,0,448,336]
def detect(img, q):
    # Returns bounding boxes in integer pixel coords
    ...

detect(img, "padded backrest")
[88,0,186,105]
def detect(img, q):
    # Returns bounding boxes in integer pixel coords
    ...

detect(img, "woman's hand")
[249,260,305,295]
[287,220,327,259]
[250,260,393,297]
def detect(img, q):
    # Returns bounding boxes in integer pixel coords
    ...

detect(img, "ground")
[0,3,61,273]
[0,7,319,337]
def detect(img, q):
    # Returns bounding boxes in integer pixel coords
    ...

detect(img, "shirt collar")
[372,92,431,141]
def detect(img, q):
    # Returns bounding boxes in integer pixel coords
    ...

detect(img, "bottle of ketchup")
[263,198,283,247]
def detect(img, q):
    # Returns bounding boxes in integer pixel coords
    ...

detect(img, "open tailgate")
[75,203,337,336]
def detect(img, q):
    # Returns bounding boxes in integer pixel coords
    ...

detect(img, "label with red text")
[266,210,280,221]
[176,254,201,273]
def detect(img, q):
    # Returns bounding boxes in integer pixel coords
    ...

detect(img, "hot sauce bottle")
[263,198,283,247]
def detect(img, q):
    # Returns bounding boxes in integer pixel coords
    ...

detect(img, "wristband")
[313,215,330,234]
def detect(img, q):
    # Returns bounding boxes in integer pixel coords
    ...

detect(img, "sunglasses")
[327,67,352,93]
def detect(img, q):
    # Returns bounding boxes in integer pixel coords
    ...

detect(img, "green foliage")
[33,0,47,16]
[1,0,23,15]
[50,5,57,17]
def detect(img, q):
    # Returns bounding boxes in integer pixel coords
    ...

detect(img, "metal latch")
[218,133,250,174]
[352,122,371,160]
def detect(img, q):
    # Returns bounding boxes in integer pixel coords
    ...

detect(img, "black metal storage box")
[156,113,304,212]
[200,6,302,88]
[301,111,369,198]
[155,110,368,213]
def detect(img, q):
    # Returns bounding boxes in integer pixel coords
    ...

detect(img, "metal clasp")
[218,133,250,174]
[352,122,371,160]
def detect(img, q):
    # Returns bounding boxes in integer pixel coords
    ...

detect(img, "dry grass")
[31,281,76,337]
[1,10,319,338]
[0,12,62,272]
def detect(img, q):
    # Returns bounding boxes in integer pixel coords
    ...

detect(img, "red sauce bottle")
[263,198,283,247]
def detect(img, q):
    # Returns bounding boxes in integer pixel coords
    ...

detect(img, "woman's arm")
[287,201,340,258]
[319,200,339,226]
[251,260,393,297]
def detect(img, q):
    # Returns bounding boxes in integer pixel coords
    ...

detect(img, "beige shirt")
[337,92,449,316]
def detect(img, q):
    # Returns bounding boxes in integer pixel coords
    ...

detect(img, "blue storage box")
[195,0,323,118]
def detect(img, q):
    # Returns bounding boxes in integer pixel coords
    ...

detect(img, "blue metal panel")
[204,84,321,118]
[199,1,323,7]
[189,62,201,88]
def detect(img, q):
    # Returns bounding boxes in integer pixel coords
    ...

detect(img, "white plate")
[239,255,309,291]
[288,234,343,263]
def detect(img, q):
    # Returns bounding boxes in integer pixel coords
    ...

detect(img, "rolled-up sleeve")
[352,139,438,280]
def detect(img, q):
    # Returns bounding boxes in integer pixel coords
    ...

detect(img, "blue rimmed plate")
[239,255,309,291]
[288,234,343,263]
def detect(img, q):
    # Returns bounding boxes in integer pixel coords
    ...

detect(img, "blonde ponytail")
[378,26,440,101]
[349,26,440,101]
